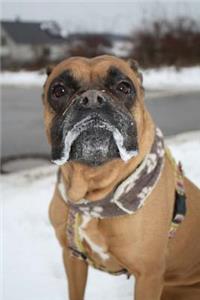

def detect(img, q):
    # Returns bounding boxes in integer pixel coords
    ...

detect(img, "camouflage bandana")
[58,127,165,218]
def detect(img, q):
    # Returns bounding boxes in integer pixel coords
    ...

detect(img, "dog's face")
[43,55,144,167]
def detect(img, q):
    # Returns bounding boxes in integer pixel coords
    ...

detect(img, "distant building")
[0,20,133,69]
[0,20,67,68]
[67,33,132,57]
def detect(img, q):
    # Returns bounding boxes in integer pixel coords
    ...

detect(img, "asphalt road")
[1,87,200,159]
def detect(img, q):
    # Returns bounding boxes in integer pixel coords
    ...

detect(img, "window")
[1,35,7,46]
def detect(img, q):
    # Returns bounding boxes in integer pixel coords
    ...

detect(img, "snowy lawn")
[0,66,200,91]
[1,131,200,300]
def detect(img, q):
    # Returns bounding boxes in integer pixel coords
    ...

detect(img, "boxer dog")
[42,55,200,300]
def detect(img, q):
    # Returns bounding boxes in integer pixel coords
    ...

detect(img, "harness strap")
[67,208,129,275]
[61,145,187,274]
[166,148,187,238]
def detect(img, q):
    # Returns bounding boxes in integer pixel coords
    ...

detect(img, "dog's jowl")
[42,55,200,300]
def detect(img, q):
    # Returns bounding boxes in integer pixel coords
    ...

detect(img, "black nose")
[79,90,106,108]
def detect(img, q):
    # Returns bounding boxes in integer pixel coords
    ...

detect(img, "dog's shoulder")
[49,186,69,247]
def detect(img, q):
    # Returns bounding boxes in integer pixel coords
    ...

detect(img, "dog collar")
[58,127,165,218]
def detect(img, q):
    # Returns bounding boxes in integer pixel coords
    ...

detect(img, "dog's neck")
[60,110,155,202]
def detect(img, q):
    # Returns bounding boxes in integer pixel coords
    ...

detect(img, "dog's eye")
[116,81,132,95]
[51,83,66,98]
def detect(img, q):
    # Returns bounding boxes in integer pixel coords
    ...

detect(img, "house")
[67,32,132,57]
[0,20,67,68]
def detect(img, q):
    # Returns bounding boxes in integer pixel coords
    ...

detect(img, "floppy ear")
[127,59,143,84]
[41,65,54,104]
[42,65,54,104]
[46,64,54,76]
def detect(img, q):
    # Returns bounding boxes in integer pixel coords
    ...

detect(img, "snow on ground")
[0,70,46,87]
[0,66,200,91]
[143,66,200,91]
[1,131,200,300]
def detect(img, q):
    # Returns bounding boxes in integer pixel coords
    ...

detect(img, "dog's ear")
[127,59,143,84]
[42,65,54,104]
[41,65,54,104]
[46,65,54,76]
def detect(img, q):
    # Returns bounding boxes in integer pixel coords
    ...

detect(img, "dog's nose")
[79,90,106,108]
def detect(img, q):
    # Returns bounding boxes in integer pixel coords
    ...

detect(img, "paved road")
[1,87,200,158]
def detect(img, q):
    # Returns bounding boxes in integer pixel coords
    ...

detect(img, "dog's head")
[43,55,144,167]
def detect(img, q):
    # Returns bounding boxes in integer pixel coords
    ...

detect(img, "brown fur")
[43,55,200,300]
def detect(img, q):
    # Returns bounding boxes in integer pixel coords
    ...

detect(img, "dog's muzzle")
[51,89,138,166]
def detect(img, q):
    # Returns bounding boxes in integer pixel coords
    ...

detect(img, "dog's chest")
[79,215,110,260]
[67,209,124,274]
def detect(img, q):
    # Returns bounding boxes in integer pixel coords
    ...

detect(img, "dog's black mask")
[48,67,138,166]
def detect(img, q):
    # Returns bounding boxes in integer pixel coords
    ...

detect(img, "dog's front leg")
[63,248,88,300]
[134,270,164,300]
[112,247,165,300]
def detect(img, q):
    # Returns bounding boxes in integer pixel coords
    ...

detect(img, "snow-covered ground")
[143,66,200,91]
[1,131,200,300]
[0,66,200,91]
[0,70,46,87]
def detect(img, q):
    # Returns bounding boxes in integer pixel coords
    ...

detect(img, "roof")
[1,20,66,45]
[67,32,131,42]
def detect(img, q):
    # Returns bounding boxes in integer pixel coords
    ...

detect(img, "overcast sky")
[1,1,200,34]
